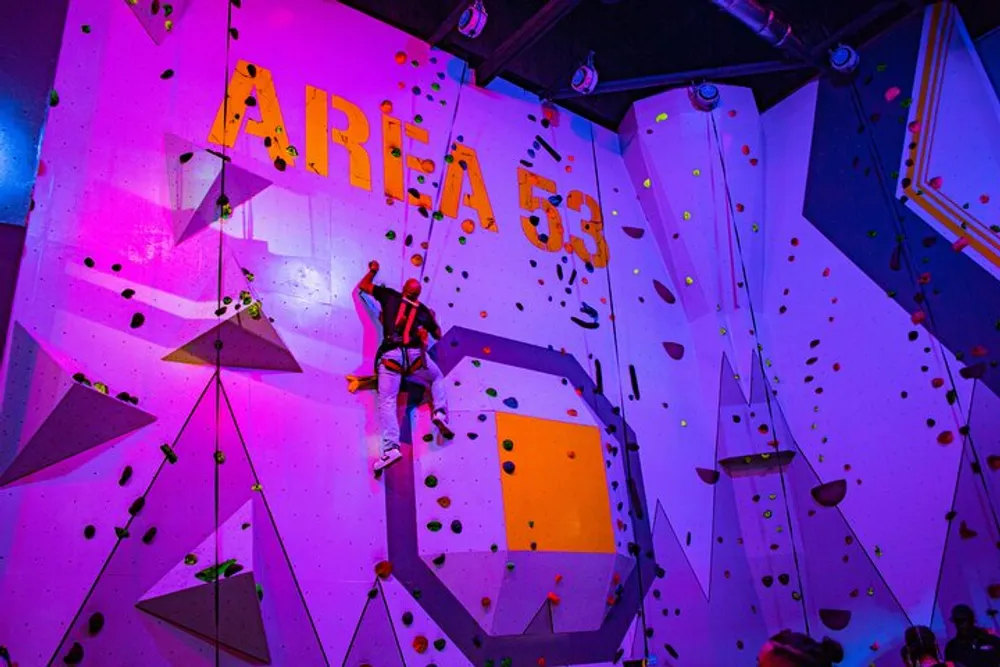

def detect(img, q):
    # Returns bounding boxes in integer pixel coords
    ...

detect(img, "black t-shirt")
[370,285,439,349]
[946,631,1000,667]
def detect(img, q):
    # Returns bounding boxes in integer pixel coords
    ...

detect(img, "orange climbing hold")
[411,254,423,267]
[394,51,407,64]
[420,158,436,173]
[413,636,428,653]
[437,496,451,508]
[380,100,393,113]
[482,346,491,355]
[461,219,475,234]
[567,450,576,459]
[567,409,578,417]
[538,659,546,667]
[374,560,393,579]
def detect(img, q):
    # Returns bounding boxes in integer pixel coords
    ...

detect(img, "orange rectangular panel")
[496,412,614,554]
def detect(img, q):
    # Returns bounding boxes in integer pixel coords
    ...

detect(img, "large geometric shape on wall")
[802,6,1000,400]
[162,308,302,372]
[165,133,272,245]
[343,580,406,667]
[382,326,656,664]
[48,375,328,665]
[0,323,157,486]
[136,572,270,664]
[496,412,614,554]
[125,0,190,45]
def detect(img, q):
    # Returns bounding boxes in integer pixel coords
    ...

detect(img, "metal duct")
[709,0,811,61]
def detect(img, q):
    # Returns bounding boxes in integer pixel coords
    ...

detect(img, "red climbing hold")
[931,378,945,389]
[908,120,922,133]
[911,311,926,325]
[554,574,563,584]
[413,636,428,653]
[953,236,971,252]
[986,455,1000,471]
[662,342,685,360]
[810,480,847,507]
[980,194,991,204]
[937,431,955,445]
[374,560,393,580]
[929,176,943,189]
[481,597,491,609]
[959,520,977,539]
[741,145,750,156]
[547,592,561,605]
[971,345,988,357]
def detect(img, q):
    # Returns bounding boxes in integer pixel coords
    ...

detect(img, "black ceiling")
[337,0,1000,130]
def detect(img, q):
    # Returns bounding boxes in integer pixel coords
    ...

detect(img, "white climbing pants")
[377,347,448,454]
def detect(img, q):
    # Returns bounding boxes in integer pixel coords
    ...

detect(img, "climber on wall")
[900,625,955,667]
[358,260,453,473]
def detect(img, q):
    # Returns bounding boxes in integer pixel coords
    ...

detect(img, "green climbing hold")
[425,475,438,488]
[459,236,467,245]
[445,154,454,163]
[486,388,498,397]
[402,611,414,626]
[432,210,444,221]
[490,543,498,553]
[386,230,396,240]
[472,360,481,367]
[502,439,514,451]
[867,230,877,238]
[49,90,60,107]
[256,584,264,601]
[82,24,92,33]
[413,588,422,599]
[433,638,446,650]
[528,520,534,528]
[414,114,423,124]
[450,520,462,534]
[427,520,443,532]
[391,147,402,158]
[505,562,515,571]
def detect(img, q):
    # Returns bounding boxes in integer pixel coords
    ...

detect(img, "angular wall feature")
[0,323,157,486]
[343,581,406,667]
[162,308,302,373]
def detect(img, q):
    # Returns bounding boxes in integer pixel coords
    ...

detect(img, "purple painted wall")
[1,1,999,666]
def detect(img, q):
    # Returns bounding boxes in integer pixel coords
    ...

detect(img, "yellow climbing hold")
[643,178,651,188]
[692,169,701,177]
[685,276,694,285]
[655,112,668,122]
[680,419,688,427]
[683,211,691,221]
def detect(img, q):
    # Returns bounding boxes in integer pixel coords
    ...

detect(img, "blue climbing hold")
[503,397,519,409]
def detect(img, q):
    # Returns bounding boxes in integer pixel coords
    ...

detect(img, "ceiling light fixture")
[571,51,599,95]
[689,83,721,112]
[457,0,488,39]
[829,44,860,74]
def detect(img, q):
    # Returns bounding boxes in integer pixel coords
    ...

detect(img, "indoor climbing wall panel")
[0,0,681,664]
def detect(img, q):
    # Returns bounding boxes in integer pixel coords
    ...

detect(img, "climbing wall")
[1,1,1000,666]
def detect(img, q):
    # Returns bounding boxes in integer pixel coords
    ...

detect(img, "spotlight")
[571,51,599,95]
[688,83,721,112]
[829,44,860,74]
[458,0,488,39]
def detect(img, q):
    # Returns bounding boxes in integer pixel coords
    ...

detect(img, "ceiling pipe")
[708,0,817,65]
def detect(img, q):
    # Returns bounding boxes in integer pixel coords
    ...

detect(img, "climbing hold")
[375,560,393,579]
[810,480,847,507]
[130,313,145,329]
[432,554,446,566]
[450,520,463,534]
[506,562,515,571]
[502,439,514,451]
[929,176,943,189]
[83,525,96,539]
[142,527,157,544]
[184,553,198,565]
[425,475,438,488]
[662,342,685,360]
[486,387,498,397]
[118,465,133,486]
[128,497,145,516]
[63,642,84,664]
[653,280,676,304]
[160,68,175,80]
[402,611,414,626]
[884,86,901,101]
[433,638,446,651]
[547,592,561,605]
[937,431,954,445]
[502,461,515,475]
[481,597,491,609]
[503,397,519,409]
[114,527,129,539]
[427,521,443,532]
[696,468,720,484]
[413,636,429,653]
[818,609,852,631]
[622,226,645,239]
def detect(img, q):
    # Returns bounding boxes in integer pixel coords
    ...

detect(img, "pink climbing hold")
[885,86,901,102]
[929,175,943,189]
[953,236,971,252]
[662,342,685,360]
